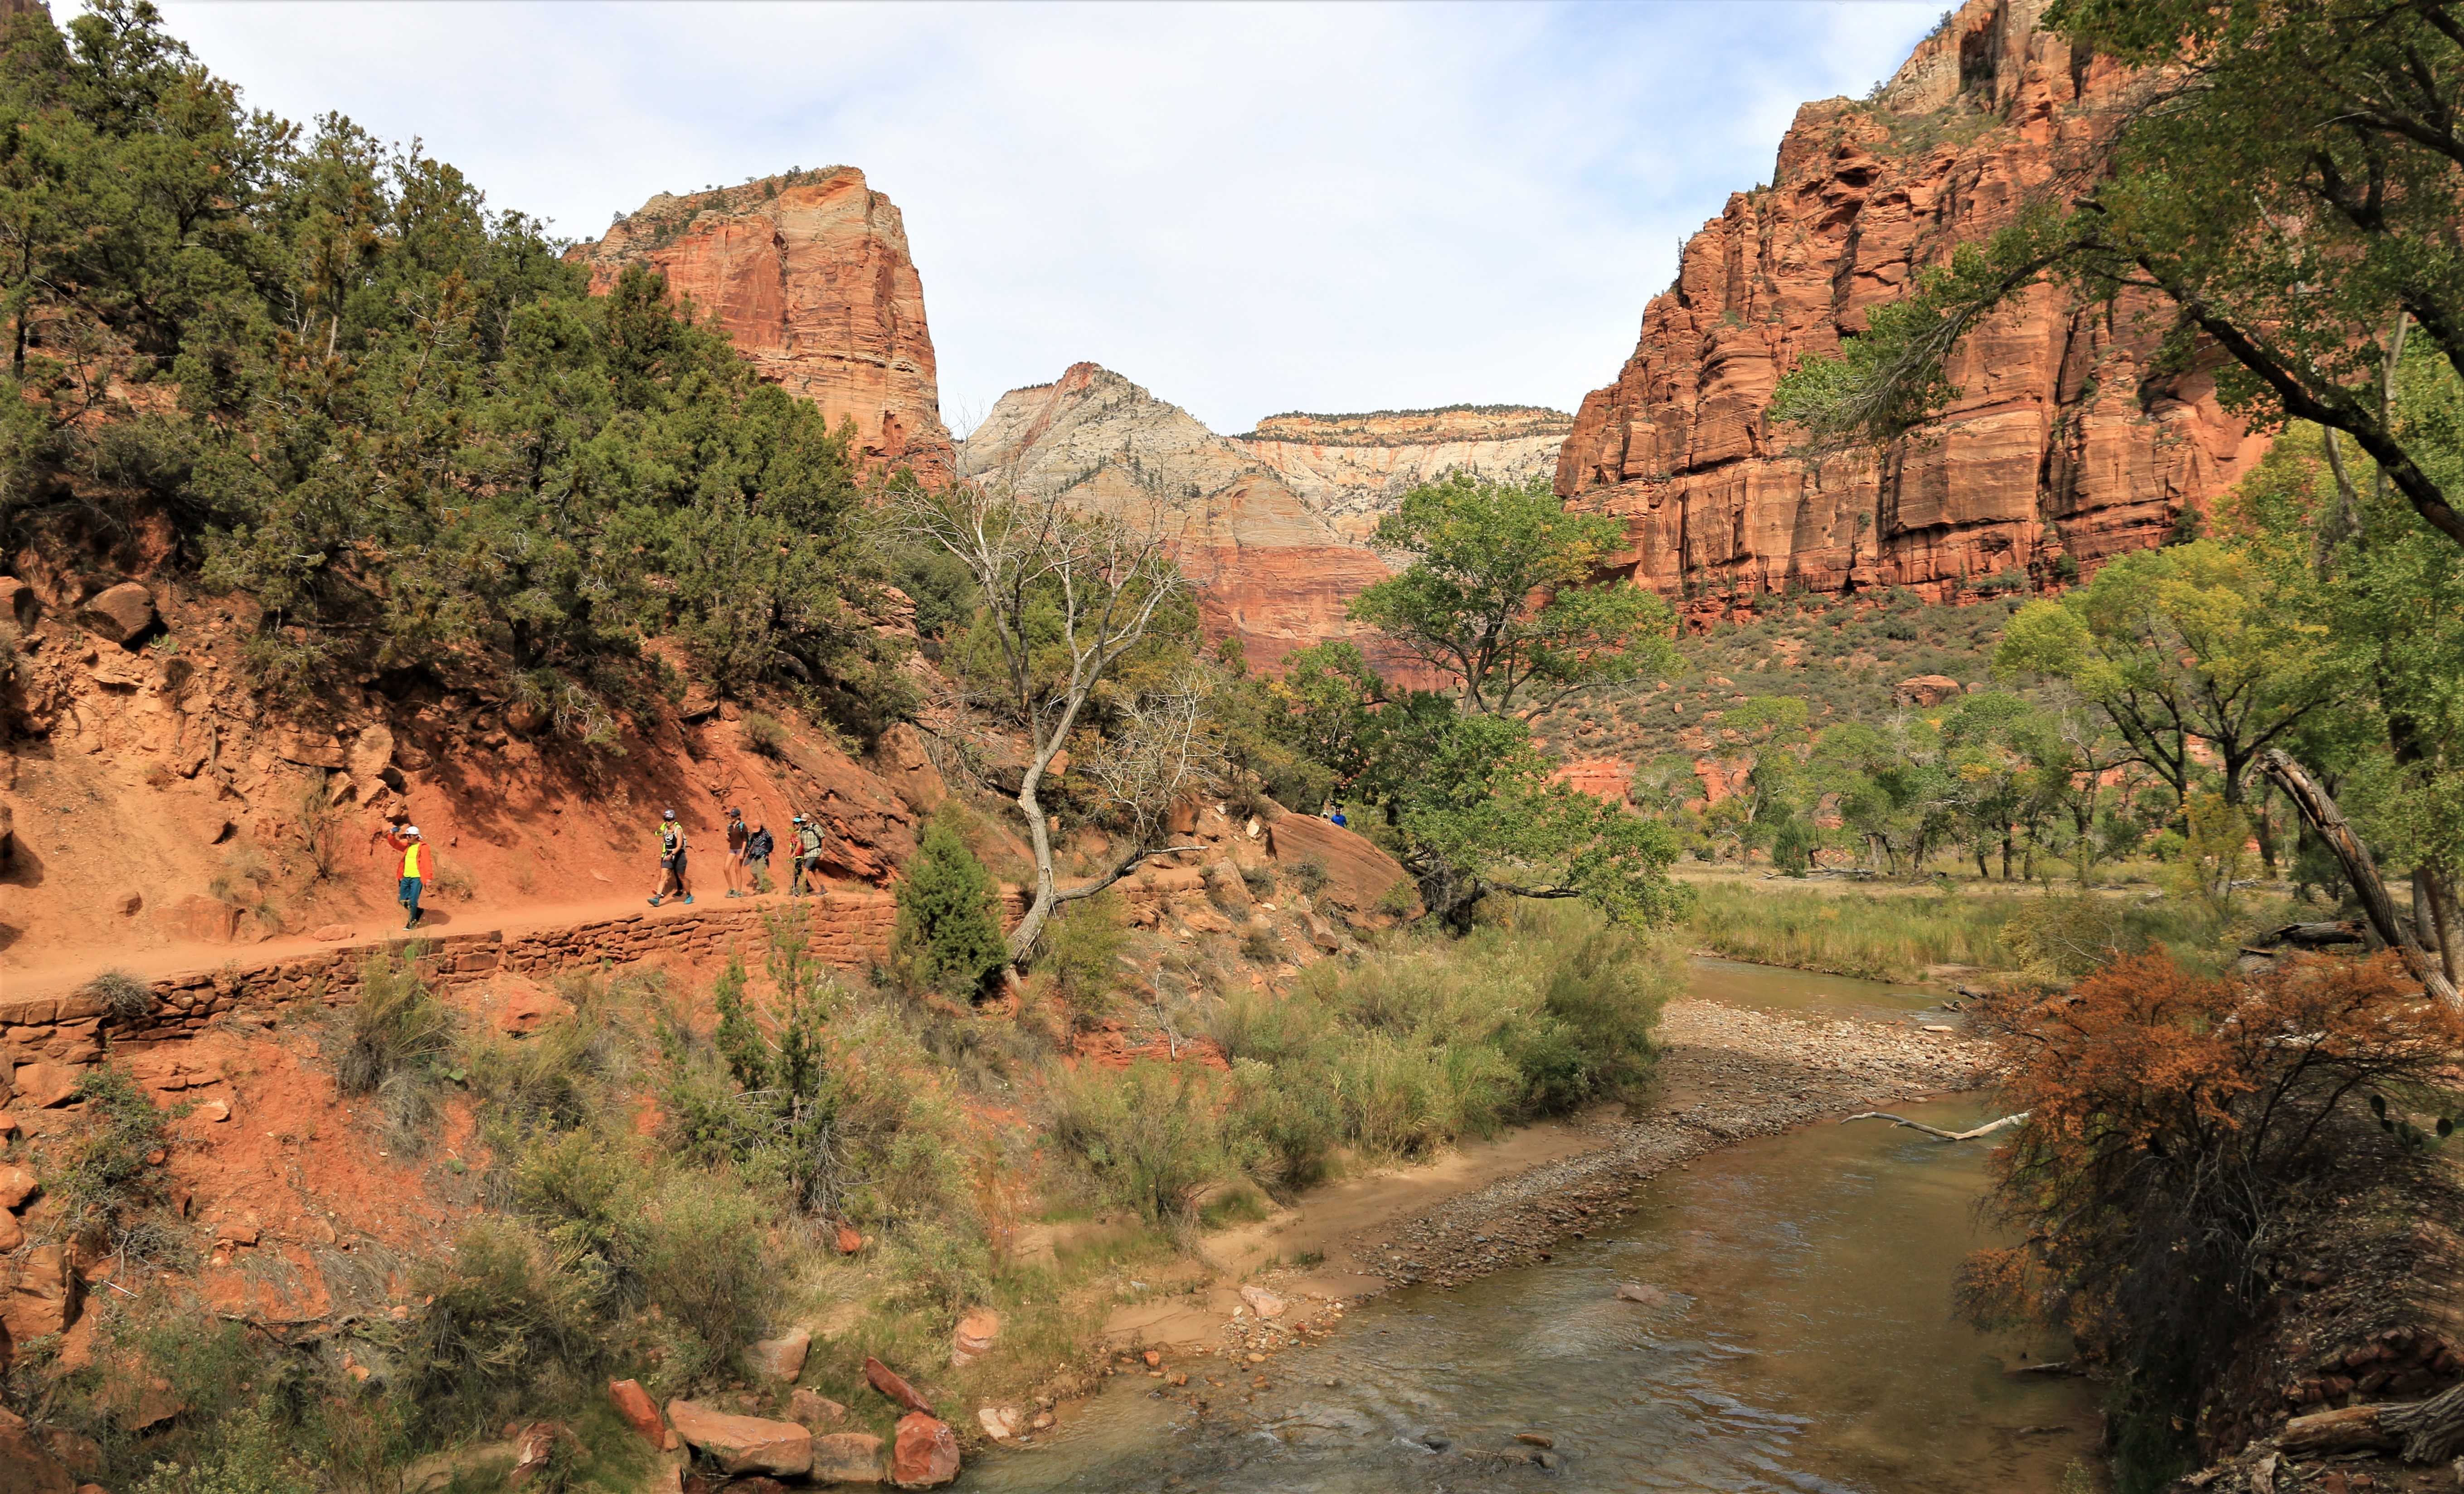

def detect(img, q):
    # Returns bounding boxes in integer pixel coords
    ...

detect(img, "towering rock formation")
[960,364,1395,671]
[1230,406,1573,543]
[1556,0,2269,607]
[569,168,953,483]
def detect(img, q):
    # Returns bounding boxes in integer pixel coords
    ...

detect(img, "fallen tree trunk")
[2259,749,2460,1009]
[2278,1382,2464,1463]
[1843,1111,2029,1142]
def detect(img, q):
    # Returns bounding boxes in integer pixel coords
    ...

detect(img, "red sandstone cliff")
[569,168,953,483]
[1555,0,2270,606]
[960,364,1396,672]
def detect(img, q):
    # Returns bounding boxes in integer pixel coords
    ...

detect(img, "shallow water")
[1685,956,1943,1021]
[969,1097,2094,1492]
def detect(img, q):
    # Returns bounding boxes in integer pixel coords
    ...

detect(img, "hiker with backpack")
[649,809,694,907]
[788,813,827,896]
[744,819,775,893]
[723,806,750,897]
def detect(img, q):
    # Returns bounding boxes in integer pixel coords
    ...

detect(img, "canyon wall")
[960,364,1395,671]
[568,168,953,483]
[1555,0,2269,607]
[1230,406,1572,543]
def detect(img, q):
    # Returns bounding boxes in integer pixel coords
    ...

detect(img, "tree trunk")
[2259,749,2460,1008]
[2415,862,2463,988]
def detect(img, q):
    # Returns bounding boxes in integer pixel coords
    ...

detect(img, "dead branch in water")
[1843,1110,2029,1142]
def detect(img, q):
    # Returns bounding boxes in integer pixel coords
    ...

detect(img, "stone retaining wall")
[0,891,901,1067]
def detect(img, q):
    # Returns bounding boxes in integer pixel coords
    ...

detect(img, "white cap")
[401,825,421,837]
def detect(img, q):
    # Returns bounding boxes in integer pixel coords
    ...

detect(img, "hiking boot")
[726,889,742,898]
[681,894,694,905]
[647,895,663,907]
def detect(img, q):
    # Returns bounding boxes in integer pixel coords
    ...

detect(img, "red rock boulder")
[1264,812,1419,925]
[76,582,155,645]
[664,1400,811,1477]
[890,1412,960,1488]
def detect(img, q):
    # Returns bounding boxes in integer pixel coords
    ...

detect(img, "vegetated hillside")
[1533,589,2021,778]
[1556,0,2269,610]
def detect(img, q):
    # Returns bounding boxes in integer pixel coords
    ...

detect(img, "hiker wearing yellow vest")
[373,822,428,930]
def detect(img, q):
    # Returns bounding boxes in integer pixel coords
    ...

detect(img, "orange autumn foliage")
[1959,951,2464,1467]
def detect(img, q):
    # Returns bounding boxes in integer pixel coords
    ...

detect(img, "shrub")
[2001,893,2132,978]
[134,1396,316,1494]
[1960,953,2464,1488]
[1290,859,1329,896]
[85,969,155,1022]
[1048,1060,1234,1224]
[1239,926,1283,965]
[742,711,788,758]
[1039,892,1127,1017]
[1239,864,1274,898]
[45,1065,183,1261]
[338,951,453,1096]
[893,809,1008,999]
[401,1219,602,1437]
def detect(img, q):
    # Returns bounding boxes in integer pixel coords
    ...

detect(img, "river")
[968,963,2097,1493]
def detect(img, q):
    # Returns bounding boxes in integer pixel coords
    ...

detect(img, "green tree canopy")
[1350,471,1679,717]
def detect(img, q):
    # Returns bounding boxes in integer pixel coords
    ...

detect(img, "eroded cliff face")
[1230,406,1573,543]
[960,364,1395,671]
[569,168,953,483]
[1555,0,2268,607]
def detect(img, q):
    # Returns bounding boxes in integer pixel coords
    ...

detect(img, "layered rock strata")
[569,168,953,482]
[960,363,1395,672]
[1555,0,2269,607]
[1230,406,1573,543]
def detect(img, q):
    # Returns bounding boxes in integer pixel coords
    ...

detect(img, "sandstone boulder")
[976,1406,1021,1441]
[76,582,155,646]
[158,894,243,945]
[1239,1284,1288,1319]
[890,1412,960,1489]
[809,1431,887,1484]
[1893,675,1965,708]
[949,1307,999,1368]
[1204,860,1253,909]
[868,722,948,815]
[607,1379,668,1448]
[864,1356,933,1414]
[789,1387,849,1430]
[0,1164,37,1210]
[0,1214,20,1252]
[11,1065,78,1110]
[346,724,396,784]
[664,1400,812,1476]
[1615,1281,1670,1307]
[1265,813,1417,923]
[0,1419,73,1494]
[2,1247,83,1343]
[743,1327,812,1382]
[0,576,37,630]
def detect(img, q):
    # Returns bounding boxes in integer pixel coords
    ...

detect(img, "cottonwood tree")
[896,477,1208,965]
[1350,471,1678,717]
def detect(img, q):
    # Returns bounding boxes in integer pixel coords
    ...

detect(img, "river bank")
[1076,990,2002,1383]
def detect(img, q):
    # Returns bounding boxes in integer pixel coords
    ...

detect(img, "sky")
[143,1,1942,437]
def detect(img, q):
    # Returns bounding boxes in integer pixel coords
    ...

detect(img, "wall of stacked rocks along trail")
[0,893,901,1078]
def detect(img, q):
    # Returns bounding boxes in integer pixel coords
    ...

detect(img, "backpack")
[746,828,773,859]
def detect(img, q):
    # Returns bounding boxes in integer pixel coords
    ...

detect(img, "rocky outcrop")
[569,168,952,483]
[959,363,1395,672]
[1555,0,2269,609]
[1230,406,1573,543]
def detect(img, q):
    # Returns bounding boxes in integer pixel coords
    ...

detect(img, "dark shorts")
[398,877,423,905]
[669,850,687,876]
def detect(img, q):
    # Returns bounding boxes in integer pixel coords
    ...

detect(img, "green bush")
[1048,1061,1235,1224]
[742,711,788,758]
[1038,892,1127,1016]
[893,810,1008,999]
[401,1219,602,1438]
[1205,905,1679,1185]
[46,1066,183,1261]
[1689,883,2022,981]
[339,951,454,1097]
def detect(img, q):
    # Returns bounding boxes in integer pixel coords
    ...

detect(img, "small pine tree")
[894,811,1008,998]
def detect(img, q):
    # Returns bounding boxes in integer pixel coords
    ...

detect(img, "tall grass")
[1689,884,2022,981]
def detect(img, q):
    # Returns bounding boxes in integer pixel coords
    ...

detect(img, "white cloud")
[143,0,1940,433]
